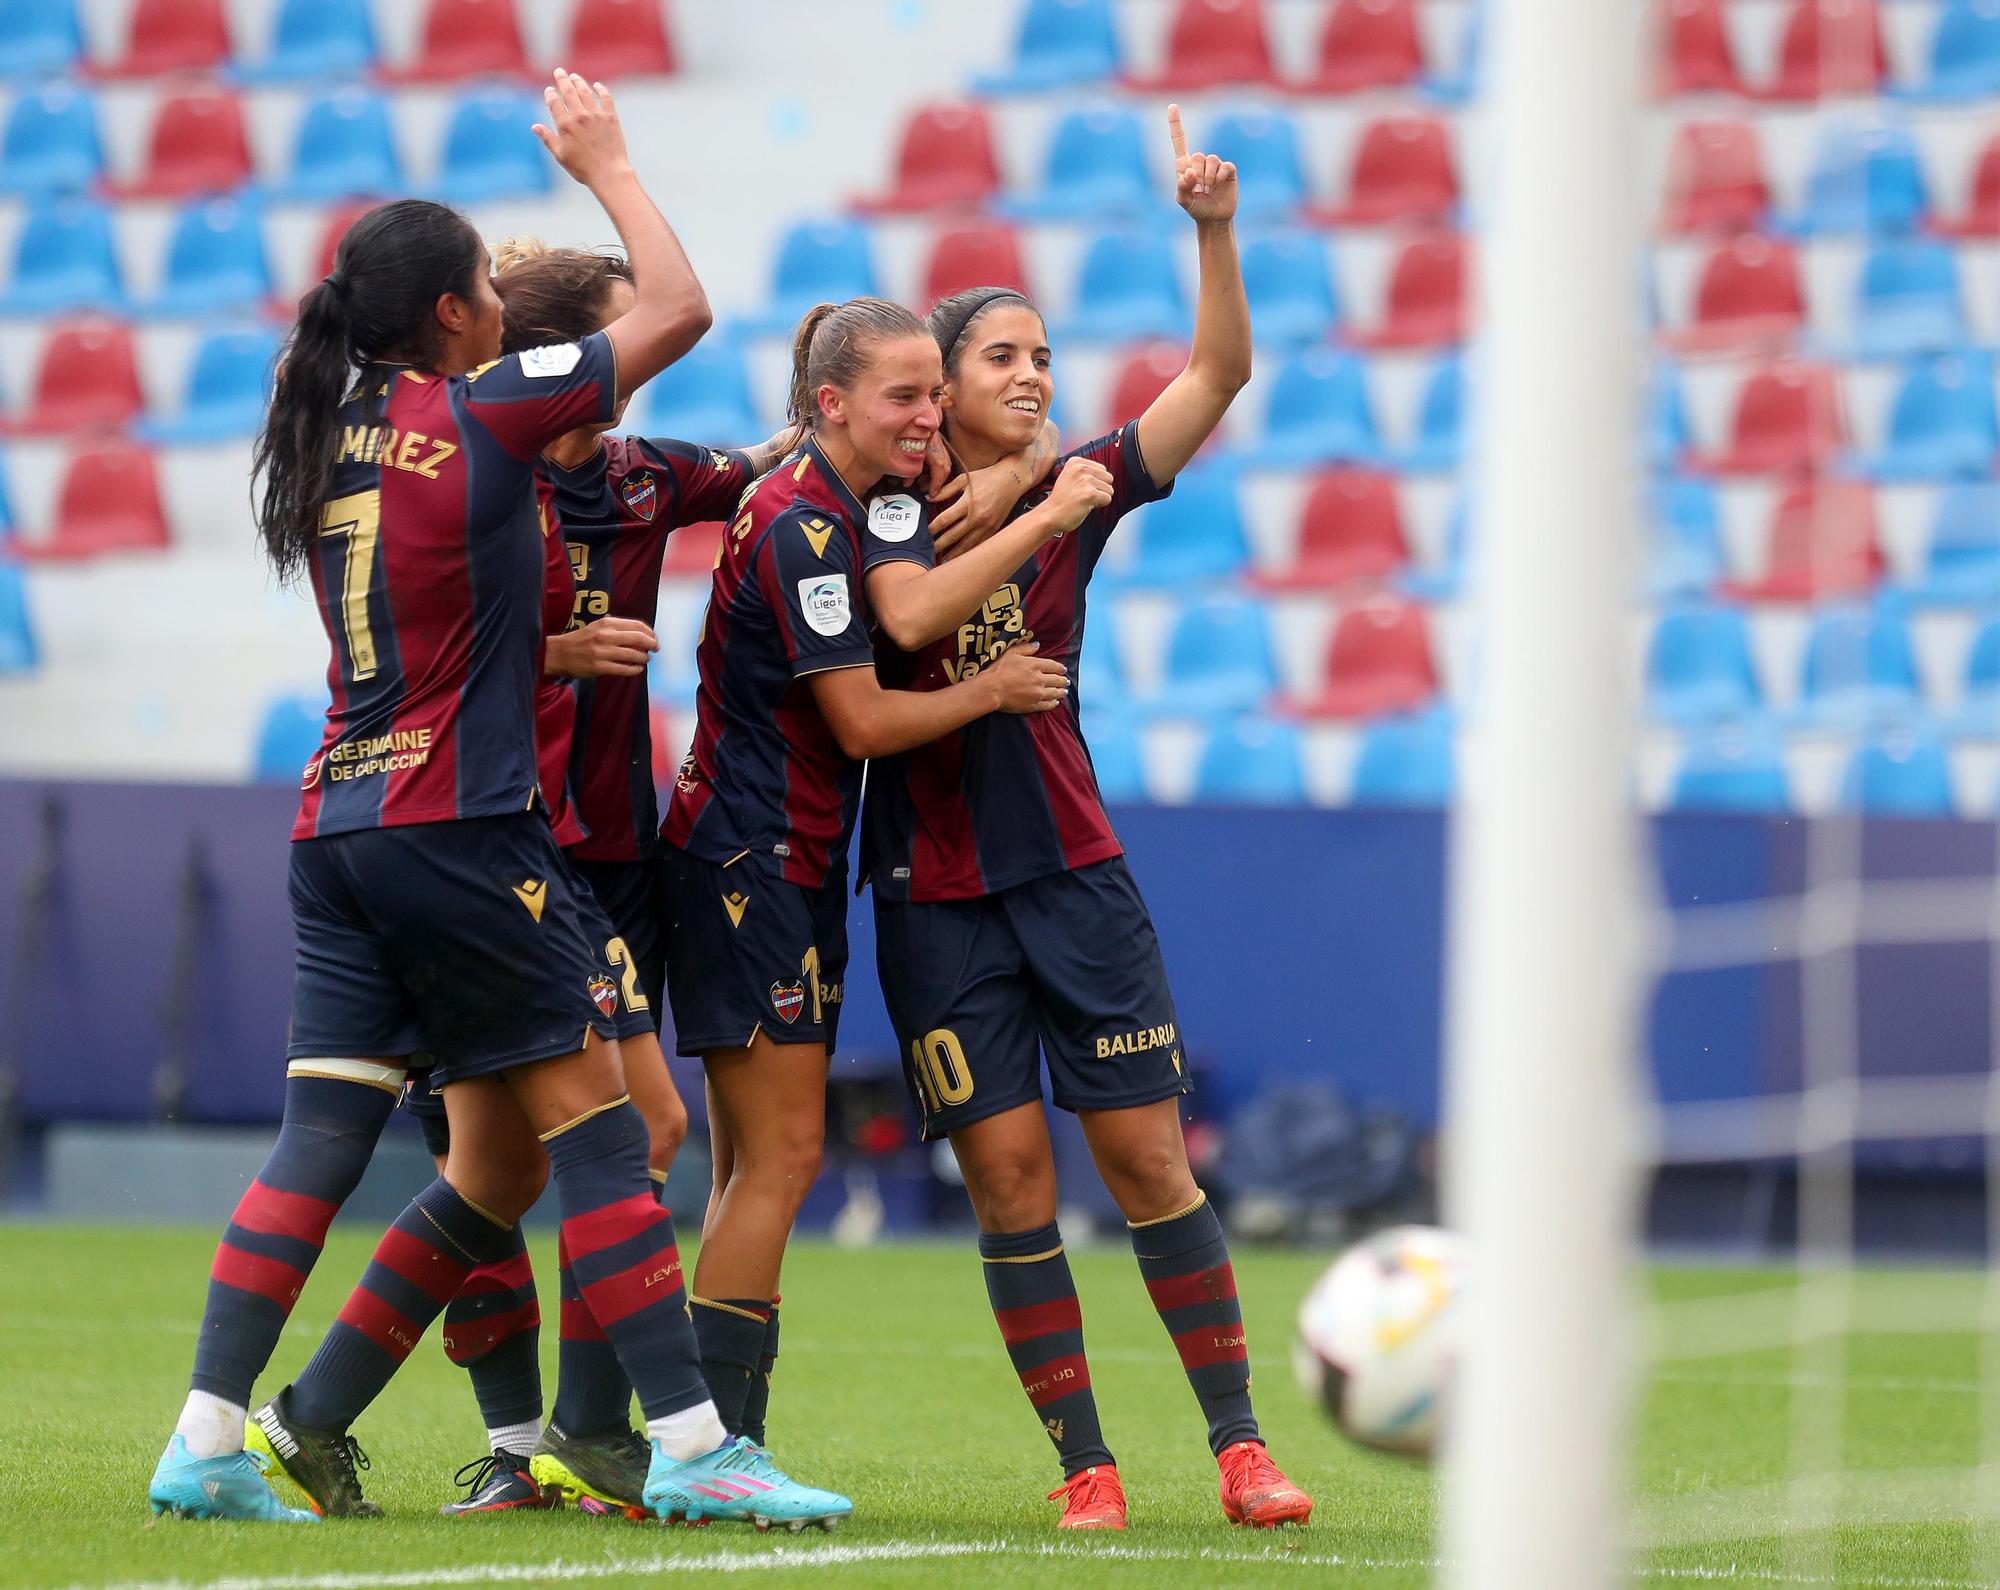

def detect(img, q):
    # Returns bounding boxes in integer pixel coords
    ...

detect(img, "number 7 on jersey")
[321,489,382,682]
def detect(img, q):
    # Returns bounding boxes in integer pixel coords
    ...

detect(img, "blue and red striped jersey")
[540,435,755,861]
[534,472,586,848]
[660,434,930,888]
[861,421,1172,901]
[292,332,618,840]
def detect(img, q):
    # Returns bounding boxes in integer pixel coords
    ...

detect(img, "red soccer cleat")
[1217,1441,1313,1528]
[1047,1463,1127,1530]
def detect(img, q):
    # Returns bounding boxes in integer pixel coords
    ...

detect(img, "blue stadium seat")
[1649,362,1692,469]
[241,0,377,81]
[1787,119,1928,235]
[1838,724,1956,817]
[1247,348,1379,467]
[1850,239,1966,358]
[1205,107,1307,220]
[1079,705,1146,802]
[1669,724,1791,814]
[639,334,764,446]
[146,196,270,317]
[252,693,324,784]
[646,646,699,708]
[140,323,280,443]
[1078,614,1128,711]
[745,218,879,336]
[1402,352,1462,472]
[974,0,1121,92]
[1240,230,1338,346]
[1425,0,1483,102]
[0,82,99,195]
[0,197,123,314]
[434,86,551,204]
[0,558,33,674]
[1399,491,1468,600]
[1953,614,2000,734]
[1866,352,1997,481]
[1910,483,2000,605]
[1350,712,1455,807]
[1157,594,1279,716]
[1001,106,1154,222]
[1645,604,1762,725]
[1791,599,1920,728]
[0,0,83,77]
[1194,714,1306,804]
[280,86,401,202]
[1647,476,1725,599]
[1102,466,1247,587]
[1910,0,2000,101]
[1062,228,1187,341]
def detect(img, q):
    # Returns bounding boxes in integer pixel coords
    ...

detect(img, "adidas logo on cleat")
[203,1480,220,1502]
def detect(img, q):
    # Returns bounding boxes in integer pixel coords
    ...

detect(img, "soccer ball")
[1293,1224,1464,1457]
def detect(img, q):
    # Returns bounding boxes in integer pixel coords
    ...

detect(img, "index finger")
[1167,103,1189,163]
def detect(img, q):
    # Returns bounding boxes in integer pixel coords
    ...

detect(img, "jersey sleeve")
[1074,419,1175,564]
[636,436,757,526]
[858,487,935,573]
[458,330,619,462]
[756,506,875,678]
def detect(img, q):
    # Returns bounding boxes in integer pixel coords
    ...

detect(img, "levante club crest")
[588,975,618,1017]
[621,471,659,522]
[770,981,806,1023]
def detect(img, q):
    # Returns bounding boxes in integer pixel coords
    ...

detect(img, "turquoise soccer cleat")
[148,1435,320,1523]
[642,1435,852,1531]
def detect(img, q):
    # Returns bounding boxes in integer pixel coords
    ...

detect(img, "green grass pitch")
[0,1224,1982,1587]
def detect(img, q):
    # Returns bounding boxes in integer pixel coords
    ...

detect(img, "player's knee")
[967,1150,1058,1231]
[648,1095,688,1175]
[1107,1143,1195,1221]
[744,1124,823,1212]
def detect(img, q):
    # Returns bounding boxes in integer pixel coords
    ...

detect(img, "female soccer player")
[658,295,1113,1445]
[150,72,844,1532]
[862,107,1314,1532]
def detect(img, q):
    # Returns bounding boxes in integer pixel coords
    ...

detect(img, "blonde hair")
[786,296,930,429]
[490,234,634,354]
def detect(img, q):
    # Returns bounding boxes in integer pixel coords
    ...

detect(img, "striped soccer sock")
[1128,1191,1259,1455]
[739,1297,780,1446]
[441,1223,543,1453]
[979,1222,1113,1476]
[551,1225,633,1437]
[690,1296,771,1437]
[287,1177,516,1431]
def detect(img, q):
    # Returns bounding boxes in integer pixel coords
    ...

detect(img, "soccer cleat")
[1217,1439,1314,1528]
[529,1422,652,1520]
[1047,1463,1127,1530]
[439,1450,556,1516]
[243,1386,381,1519]
[148,1435,319,1523]
[642,1435,852,1531]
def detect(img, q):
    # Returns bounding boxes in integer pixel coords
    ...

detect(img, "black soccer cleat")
[528,1421,652,1519]
[439,1449,557,1516]
[244,1386,381,1519]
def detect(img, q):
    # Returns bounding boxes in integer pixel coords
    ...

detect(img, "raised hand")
[1168,103,1238,227]
[531,69,632,190]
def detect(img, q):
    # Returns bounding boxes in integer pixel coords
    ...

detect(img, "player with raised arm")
[862,107,1314,1532]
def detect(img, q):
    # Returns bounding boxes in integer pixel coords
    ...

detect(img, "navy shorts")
[659,843,848,1056]
[872,858,1189,1141]
[573,856,667,1023]
[287,812,641,1090]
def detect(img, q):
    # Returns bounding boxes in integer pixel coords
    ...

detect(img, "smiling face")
[818,333,943,483]
[941,303,1052,458]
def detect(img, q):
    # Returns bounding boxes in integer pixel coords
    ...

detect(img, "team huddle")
[146,70,1313,1535]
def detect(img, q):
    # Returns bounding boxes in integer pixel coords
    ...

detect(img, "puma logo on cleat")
[256,1408,298,1459]
[511,879,547,921]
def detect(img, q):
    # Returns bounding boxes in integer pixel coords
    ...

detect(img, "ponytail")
[786,296,929,429]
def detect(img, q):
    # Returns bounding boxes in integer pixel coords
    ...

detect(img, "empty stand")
[390,0,531,83]
[1078,706,1147,802]
[111,87,254,200]
[1935,129,2000,238]
[1657,0,1743,95]
[0,198,124,315]
[1646,604,1763,724]
[245,0,378,81]
[1911,0,2000,101]
[921,221,1032,309]
[854,103,1000,214]
[1315,113,1457,227]
[1699,360,1847,476]
[1867,352,1998,481]
[1403,354,1464,472]
[1205,107,1306,220]
[1157,593,1279,716]
[280,87,402,202]
[1669,234,1806,354]
[1353,232,1467,350]
[1724,479,1884,602]
[1300,0,1426,93]
[1102,341,1189,434]
[1791,118,1928,235]
[1127,0,1276,91]
[639,335,764,447]
[753,218,879,335]
[1762,0,1888,101]
[1351,712,1455,806]
[0,558,34,675]
[1649,476,1726,598]
[1250,347,1380,467]
[1258,468,1408,591]
[1850,239,1967,358]
[141,324,282,444]
[1792,599,1921,727]
[1240,230,1338,346]
[1660,120,1769,236]
[1838,725,1955,817]
[1002,107,1155,221]
[566,0,678,82]
[252,693,324,785]
[434,86,553,204]
[975,0,1120,93]
[5,317,142,436]
[149,196,270,318]
[0,0,83,77]
[90,0,232,79]
[1063,229,1188,341]
[1669,726,1792,814]
[20,441,171,559]
[1297,594,1438,719]
[1909,482,2000,604]
[0,83,100,195]
[1104,468,1248,587]
[1194,715,1306,805]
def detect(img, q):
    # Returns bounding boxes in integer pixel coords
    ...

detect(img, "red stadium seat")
[1295,593,1438,718]
[1311,113,1456,226]
[1126,0,1276,90]
[1723,479,1883,601]
[661,518,723,576]
[1760,0,1886,101]
[854,103,1000,214]
[305,202,376,291]
[1298,0,1426,93]
[1698,360,1847,475]
[921,221,1031,309]
[1255,468,1408,592]
[1935,132,2000,240]
[90,0,232,78]
[1353,232,1468,350]
[565,0,677,81]
[1103,341,1188,434]
[391,0,530,82]
[1656,0,1742,95]
[108,87,253,200]
[1667,234,1805,354]
[19,440,171,559]
[1660,120,1769,235]
[4,317,144,437]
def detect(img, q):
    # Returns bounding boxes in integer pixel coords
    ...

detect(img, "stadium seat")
[1867,353,1998,481]
[854,102,1000,214]
[1424,0,1482,101]
[645,645,698,708]
[1078,706,1146,802]
[1156,594,1279,716]
[1297,594,1438,719]
[1001,106,1154,222]
[141,323,282,444]
[1240,230,1338,346]
[1909,0,2000,101]
[749,218,879,336]
[1646,605,1762,725]
[1078,617,1130,711]
[1724,479,1884,602]
[0,197,122,315]
[1788,119,1928,237]
[1258,468,1407,592]
[1402,353,1463,472]
[147,196,271,318]
[1660,120,1769,236]
[1062,229,1188,342]
[1248,348,1380,467]
[1849,239,1966,359]
[391,0,530,82]
[280,87,402,202]
[638,334,763,446]
[1649,363,1692,468]
[1193,715,1305,805]
[1102,341,1187,434]
[566,0,678,82]
[1792,599,1920,727]
[4,316,142,436]
[975,0,1120,92]
[110,86,253,199]
[0,82,99,195]
[1127,0,1276,91]
[434,86,551,204]
[304,201,375,288]
[1761,0,1887,101]
[1103,467,1247,587]
[252,693,324,784]
[1351,711,1455,806]
[1352,232,1467,350]
[1668,234,1806,354]
[1298,0,1425,93]
[1400,492,1469,601]
[0,0,82,77]
[1954,613,2000,732]
[1648,476,1726,598]
[21,440,170,559]
[1838,724,1955,817]
[661,519,723,576]
[242,0,378,81]
[1668,724,1792,814]
[921,220,1031,309]
[1315,113,1456,227]
[90,0,231,78]
[1934,130,2000,238]
[1908,483,2000,604]
[1657,0,1743,95]
[1698,360,1846,476]
[1204,107,1306,220]
[0,557,33,674]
